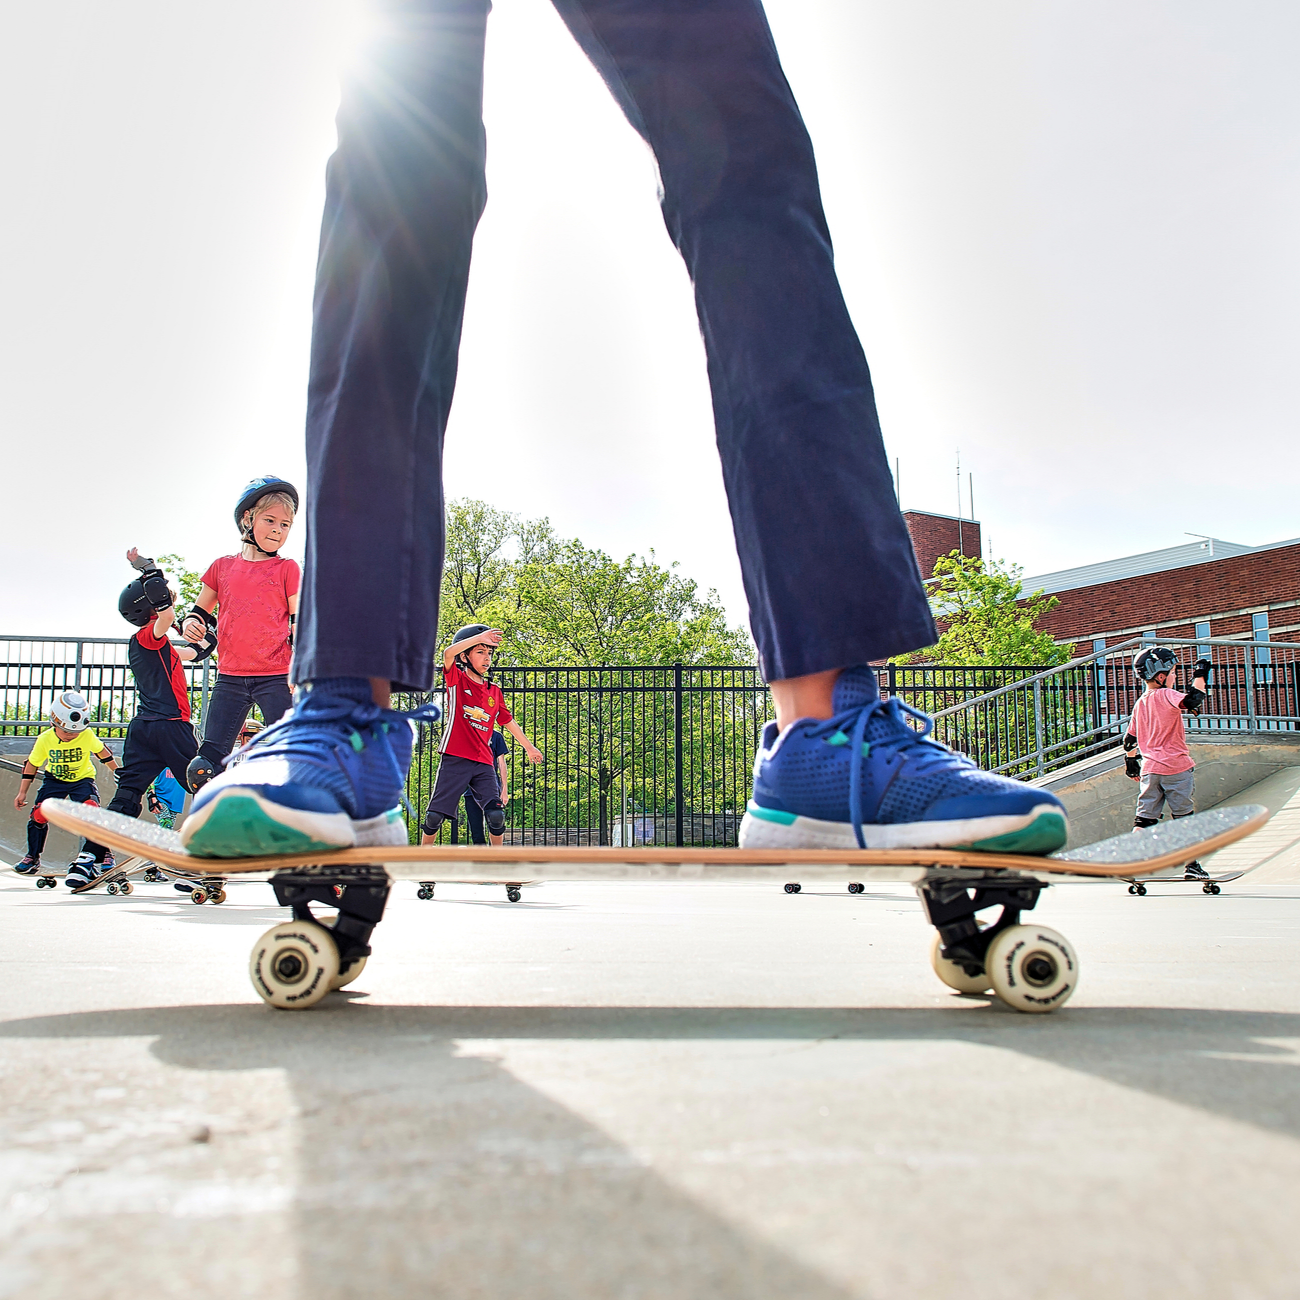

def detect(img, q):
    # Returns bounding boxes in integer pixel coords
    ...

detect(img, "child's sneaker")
[15,854,40,875]
[740,665,1068,854]
[1183,860,1209,880]
[180,680,439,858]
[65,852,112,889]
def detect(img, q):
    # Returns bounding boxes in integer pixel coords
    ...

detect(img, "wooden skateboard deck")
[40,800,1268,884]
[1121,868,1251,896]
[70,854,231,903]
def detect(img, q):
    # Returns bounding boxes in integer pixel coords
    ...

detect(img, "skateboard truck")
[917,877,1044,979]
[270,866,391,976]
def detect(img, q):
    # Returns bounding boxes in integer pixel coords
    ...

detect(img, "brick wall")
[904,511,982,579]
[1031,542,1300,656]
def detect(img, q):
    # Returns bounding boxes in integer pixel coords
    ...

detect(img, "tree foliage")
[437,499,753,666]
[157,554,204,610]
[894,551,1068,668]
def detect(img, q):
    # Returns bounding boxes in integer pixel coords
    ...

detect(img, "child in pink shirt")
[1123,647,1212,876]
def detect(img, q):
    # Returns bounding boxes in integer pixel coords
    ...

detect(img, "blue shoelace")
[803,696,972,848]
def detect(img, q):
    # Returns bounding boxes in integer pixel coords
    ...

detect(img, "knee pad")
[85,798,98,808]
[31,803,47,826]
[1134,816,1159,829]
[185,754,216,793]
[484,801,506,835]
[422,811,446,836]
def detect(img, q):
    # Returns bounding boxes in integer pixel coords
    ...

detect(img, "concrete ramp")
[1205,765,1300,883]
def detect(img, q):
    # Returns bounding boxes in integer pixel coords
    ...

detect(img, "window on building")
[1092,638,1107,705]
[1195,621,1211,658]
[1141,629,1155,642]
[1253,611,1273,684]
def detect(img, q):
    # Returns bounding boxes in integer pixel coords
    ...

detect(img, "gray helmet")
[50,690,91,733]
[1134,646,1178,682]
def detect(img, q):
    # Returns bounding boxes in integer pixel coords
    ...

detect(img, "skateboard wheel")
[417,885,433,901]
[1127,884,1136,895]
[783,883,800,894]
[118,881,133,895]
[984,924,1078,1014]
[191,889,207,905]
[1135,883,1147,896]
[106,882,119,895]
[211,889,227,905]
[329,955,368,991]
[928,931,993,994]
[249,920,339,1010]
[507,888,521,903]
[1205,882,1221,895]
[848,882,864,894]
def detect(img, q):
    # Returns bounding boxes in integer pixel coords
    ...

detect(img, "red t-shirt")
[201,555,300,677]
[440,663,513,765]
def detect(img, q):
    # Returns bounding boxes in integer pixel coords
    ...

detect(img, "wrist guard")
[186,606,218,635]
[287,611,296,649]
[129,553,157,573]
[1124,754,1141,778]
[1192,658,1213,686]
[186,626,218,663]
[1122,732,1139,752]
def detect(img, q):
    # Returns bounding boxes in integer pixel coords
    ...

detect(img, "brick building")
[903,510,982,578]
[1022,536,1300,657]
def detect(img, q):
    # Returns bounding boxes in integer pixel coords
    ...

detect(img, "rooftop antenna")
[956,451,964,557]
[969,471,977,559]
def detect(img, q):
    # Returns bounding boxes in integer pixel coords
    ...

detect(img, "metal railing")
[0,636,213,738]
[928,636,1300,780]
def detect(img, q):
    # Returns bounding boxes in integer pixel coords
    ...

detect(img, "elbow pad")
[142,570,172,612]
[1180,686,1207,714]
[1122,733,1139,752]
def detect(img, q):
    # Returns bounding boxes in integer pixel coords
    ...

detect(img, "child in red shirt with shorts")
[420,625,542,843]
[183,477,300,779]
[1123,646,1212,876]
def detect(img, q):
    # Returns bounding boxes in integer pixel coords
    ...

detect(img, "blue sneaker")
[15,854,40,875]
[180,681,440,859]
[740,665,1068,854]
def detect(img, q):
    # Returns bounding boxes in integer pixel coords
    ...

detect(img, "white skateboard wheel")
[249,920,339,1010]
[984,924,1078,1014]
[929,932,993,994]
[330,955,368,990]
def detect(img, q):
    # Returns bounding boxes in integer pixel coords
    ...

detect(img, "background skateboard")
[1122,868,1250,896]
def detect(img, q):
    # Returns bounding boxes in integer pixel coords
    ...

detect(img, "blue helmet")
[234,476,299,531]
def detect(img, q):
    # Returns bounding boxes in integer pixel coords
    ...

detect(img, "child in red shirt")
[420,625,542,843]
[1124,646,1212,876]
[183,477,300,777]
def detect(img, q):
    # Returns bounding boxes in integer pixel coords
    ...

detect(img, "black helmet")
[1134,646,1178,682]
[453,623,491,645]
[234,476,299,531]
[119,578,154,627]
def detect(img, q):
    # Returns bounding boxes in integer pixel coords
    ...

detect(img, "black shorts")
[424,754,500,822]
[33,775,99,817]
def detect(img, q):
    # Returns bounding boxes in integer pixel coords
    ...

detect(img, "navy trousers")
[293,0,935,691]
[199,673,293,767]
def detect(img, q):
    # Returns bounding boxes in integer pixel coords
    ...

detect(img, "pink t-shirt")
[1126,688,1193,776]
[201,555,300,677]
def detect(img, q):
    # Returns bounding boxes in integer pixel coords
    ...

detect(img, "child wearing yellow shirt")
[14,692,118,874]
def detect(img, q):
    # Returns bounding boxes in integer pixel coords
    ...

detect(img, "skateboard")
[39,799,1268,1015]
[8,861,64,889]
[1122,869,1249,896]
[71,854,232,904]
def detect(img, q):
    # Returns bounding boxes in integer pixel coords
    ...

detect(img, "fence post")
[674,662,684,847]
[199,658,211,733]
[1244,644,1257,735]
[1032,677,1045,777]
[886,663,897,699]
[74,640,83,691]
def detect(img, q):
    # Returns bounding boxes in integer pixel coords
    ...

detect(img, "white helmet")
[50,690,91,733]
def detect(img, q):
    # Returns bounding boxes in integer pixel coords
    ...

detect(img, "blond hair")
[242,490,297,528]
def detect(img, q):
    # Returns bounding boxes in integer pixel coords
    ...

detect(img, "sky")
[3,0,1298,639]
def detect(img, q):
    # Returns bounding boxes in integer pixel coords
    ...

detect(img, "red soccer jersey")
[201,555,300,676]
[440,663,513,765]
[131,625,191,722]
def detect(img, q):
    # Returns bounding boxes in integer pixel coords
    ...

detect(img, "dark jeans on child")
[82,718,198,861]
[28,775,98,856]
[423,754,500,832]
[199,674,293,766]
[292,0,936,693]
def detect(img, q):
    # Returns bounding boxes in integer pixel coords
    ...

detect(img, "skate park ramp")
[0,753,120,869]
[1204,764,1300,883]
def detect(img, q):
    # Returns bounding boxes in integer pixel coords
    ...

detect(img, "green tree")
[157,554,204,610]
[894,551,1068,668]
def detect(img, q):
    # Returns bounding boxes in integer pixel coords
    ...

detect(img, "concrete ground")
[2,858,1299,1300]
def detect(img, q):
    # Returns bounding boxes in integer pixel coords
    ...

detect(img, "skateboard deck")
[70,853,232,903]
[1122,868,1250,895]
[40,800,1268,884]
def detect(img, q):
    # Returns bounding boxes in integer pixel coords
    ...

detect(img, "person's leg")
[249,676,294,731]
[183,2,483,857]
[73,722,160,882]
[463,791,487,845]
[421,757,478,843]
[465,764,505,846]
[1161,770,1207,875]
[199,675,254,767]
[552,0,1063,852]
[550,0,934,696]
[1134,773,1166,829]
